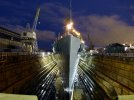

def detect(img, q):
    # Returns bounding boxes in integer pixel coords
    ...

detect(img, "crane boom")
[32,8,40,32]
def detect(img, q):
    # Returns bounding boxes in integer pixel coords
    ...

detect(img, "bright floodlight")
[81,40,85,44]
[66,22,73,30]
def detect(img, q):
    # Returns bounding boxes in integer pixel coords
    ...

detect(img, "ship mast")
[64,0,84,43]
[69,0,72,21]
[65,0,73,35]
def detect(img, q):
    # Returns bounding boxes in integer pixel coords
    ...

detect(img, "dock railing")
[0,52,52,60]
[102,53,134,57]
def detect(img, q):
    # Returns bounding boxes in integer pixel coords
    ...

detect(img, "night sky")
[1,0,134,51]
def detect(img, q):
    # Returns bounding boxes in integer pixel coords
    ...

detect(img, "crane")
[32,8,40,32]
[21,8,40,52]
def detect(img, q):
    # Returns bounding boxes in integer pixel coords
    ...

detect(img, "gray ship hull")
[54,35,81,97]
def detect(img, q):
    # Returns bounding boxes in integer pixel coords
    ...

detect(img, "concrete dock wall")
[87,56,134,95]
[0,53,56,93]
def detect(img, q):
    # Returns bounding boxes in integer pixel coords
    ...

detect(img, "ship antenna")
[69,0,72,21]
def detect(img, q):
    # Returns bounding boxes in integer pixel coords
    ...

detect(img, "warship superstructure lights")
[72,29,80,36]
[81,40,85,44]
[66,21,81,37]
[66,21,74,30]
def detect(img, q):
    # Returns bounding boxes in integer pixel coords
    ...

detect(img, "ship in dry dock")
[53,19,85,99]
[0,1,134,100]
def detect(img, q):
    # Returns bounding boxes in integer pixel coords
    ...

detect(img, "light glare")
[66,22,73,30]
